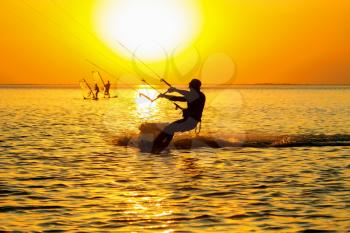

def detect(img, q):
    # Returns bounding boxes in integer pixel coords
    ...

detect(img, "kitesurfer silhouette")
[94,83,99,100]
[151,79,205,153]
[104,80,111,98]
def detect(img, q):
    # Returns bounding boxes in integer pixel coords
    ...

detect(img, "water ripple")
[0,88,349,232]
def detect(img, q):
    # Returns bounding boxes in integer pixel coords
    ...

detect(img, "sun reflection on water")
[117,190,177,232]
[135,87,160,120]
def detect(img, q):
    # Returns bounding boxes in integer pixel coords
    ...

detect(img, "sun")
[94,0,202,61]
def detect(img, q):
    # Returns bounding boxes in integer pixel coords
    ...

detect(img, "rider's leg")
[151,118,197,153]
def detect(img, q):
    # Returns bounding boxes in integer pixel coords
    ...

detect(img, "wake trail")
[111,123,350,152]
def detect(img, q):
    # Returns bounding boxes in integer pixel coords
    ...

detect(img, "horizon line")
[1,83,350,86]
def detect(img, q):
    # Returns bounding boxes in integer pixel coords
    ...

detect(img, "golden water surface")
[0,86,349,232]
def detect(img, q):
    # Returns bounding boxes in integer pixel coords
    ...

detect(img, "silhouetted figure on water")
[151,79,205,153]
[94,83,99,100]
[104,80,111,98]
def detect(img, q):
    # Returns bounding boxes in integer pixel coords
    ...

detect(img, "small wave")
[111,123,350,151]
[16,176,58,181]
[0,205,65,213]
[298,230,336,233]
[200,191,234,197]
[0,189,31,196]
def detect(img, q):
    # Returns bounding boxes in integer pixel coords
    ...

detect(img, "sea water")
[0,85,349,232]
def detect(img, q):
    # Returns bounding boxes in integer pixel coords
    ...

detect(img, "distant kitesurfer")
[104,80,111,98]
[151,79,206,153]
[94,83,99,99]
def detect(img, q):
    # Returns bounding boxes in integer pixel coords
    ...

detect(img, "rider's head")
[189,79,201,91]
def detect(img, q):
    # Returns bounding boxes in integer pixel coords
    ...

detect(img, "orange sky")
[0,0,349,85]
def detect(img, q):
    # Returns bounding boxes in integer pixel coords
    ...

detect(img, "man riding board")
[104,80,111,98]
[151,79,205,153]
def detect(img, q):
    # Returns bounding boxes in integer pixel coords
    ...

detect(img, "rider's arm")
[175,89,190,96]
[169,88,192,101]
[172,87,201,102]
[162,95,187,102]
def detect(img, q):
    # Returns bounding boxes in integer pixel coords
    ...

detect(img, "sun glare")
[94,0,202,61]
[135,87,159,119]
